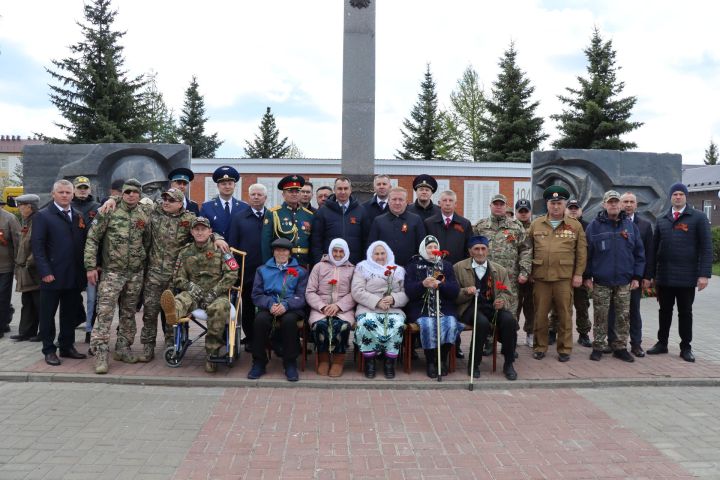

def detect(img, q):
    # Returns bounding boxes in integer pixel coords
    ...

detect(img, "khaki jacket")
[14,215,40,292]
[453,258,512,319]
[528,215,587,281]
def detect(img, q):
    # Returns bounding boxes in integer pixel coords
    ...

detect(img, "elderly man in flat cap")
[11,194,41,342]
[528,186,587,362]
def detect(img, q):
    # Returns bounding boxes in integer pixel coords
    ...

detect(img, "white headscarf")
[356,240,405,281]
[327,238,350,267]
[418,235,440,262]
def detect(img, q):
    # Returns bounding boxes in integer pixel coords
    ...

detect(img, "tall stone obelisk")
[341,0,376,199]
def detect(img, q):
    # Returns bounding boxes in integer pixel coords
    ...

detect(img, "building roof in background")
[0,135,45,154]
[683,164,720,191]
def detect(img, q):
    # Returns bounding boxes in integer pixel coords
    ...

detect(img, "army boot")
[160,290,178,326]
[137,343,155,363]
[205,350,218,373]
[113,341,138,364]
[95,348,109,375]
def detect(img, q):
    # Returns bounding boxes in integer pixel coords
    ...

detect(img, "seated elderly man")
[160,217,238,373]
[453,235,518,381]
[248,237,308,382]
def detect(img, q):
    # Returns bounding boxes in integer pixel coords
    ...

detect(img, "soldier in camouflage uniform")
[514,199,535,347]
[261,175,314,269]
[472,194,532,317]
[84,179,151,374]
[160,217,238,373]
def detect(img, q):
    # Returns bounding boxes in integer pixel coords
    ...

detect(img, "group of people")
[0,165,711,383]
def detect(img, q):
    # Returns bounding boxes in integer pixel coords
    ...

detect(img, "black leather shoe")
[59,347,87,359]
[558,353,570,362]
[590,349,603,361]
[646,342,669,355]
[455,346,465,359]
[548,331,556,345]
[426,361,438,379]
[680,349,695,362]
[532,351,545,360]
[10,334,29,341]
[44,352,61,366]
[29,335,42,342]
[577,334,592,348]
[364,357,376,379]
[613,349,634,362]
[503,362,517,381]
[631,345,645,357]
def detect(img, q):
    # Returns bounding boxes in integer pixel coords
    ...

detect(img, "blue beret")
[468,235,489,247]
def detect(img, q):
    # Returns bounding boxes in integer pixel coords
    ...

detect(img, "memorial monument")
[531,149,681,222]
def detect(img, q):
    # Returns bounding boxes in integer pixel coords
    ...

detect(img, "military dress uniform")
[260,175,313,269]
[200,166,249,239]
[84,179,152,369]
[528,187,587,359]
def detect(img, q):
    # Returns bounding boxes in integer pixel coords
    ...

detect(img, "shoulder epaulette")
[301,207,314,215]
[269,205,282,212]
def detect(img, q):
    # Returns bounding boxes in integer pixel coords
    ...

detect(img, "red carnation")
[431,249,442,256]
[328,279,338,285]
[495,280,508,291]
[287,267,299,277]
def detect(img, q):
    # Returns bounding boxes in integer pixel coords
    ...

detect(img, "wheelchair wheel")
[164,346,182,368]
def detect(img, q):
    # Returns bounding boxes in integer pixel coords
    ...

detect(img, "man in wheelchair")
[160,217,239,373]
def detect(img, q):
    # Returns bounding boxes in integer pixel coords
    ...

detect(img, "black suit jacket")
[227,207,266,288]
[31,203,88,291]
[633,215,655,279]
[424,213,472,265]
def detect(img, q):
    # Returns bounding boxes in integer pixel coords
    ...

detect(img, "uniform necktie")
[673,211,679,221]
[445,217,451,229]
[224,201,230,216]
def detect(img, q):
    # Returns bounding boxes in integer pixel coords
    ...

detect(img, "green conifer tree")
[177,76,223,158]
[704,139,719,165]
[447,66,486,161]
[244,107,292,158]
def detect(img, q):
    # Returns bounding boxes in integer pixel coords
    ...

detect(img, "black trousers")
[251,310,301,365]
[657,285,695,351]
[461,306,517,365]
[18,290,41,338]
[0,271,13,328]
[39,288,81,355]
[241,286,256,343]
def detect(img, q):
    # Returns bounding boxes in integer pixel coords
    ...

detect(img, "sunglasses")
[123,189,139,194]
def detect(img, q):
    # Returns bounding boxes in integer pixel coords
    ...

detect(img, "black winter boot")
[364,356,376,379]
[424,350,438,379]
[384,357,396,379]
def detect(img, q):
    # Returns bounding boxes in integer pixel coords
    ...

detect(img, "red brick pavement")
[173,388,695,479]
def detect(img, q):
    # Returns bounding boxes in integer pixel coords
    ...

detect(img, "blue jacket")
[585,211,645,286]
[367,210,426,267]
[311,195,370,265]
[31,203,88,290]
[251,257,308,313]
[404,256,460,321]
[200,196,249,239]
[227,206,266,288]
[650,206,712,287]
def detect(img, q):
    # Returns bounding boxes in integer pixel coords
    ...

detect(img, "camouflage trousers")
[91,270,144,352]
[174,291,230,354]
[140,270,172,346]
[592,284,631,351]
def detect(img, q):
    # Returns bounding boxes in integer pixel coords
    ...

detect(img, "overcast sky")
[1,0,719,164]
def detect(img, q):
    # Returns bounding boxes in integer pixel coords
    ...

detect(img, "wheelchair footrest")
[208,354,229,363]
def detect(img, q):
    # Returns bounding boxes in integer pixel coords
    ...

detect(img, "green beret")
[543,185,570,201]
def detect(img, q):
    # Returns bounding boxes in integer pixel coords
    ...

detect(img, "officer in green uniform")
[261,175,314,269]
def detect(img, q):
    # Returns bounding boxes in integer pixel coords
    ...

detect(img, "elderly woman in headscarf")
[352,241,408,379]
[305,238,356,377]
[405,235,462,379]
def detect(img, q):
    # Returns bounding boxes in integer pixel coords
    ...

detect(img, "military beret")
[73,176,91,188]
[603,190,621,202]
[468,235,489,247]
[491,193,507,204]
[212,166,240,183]
[122,179,142,193]
[543,185,570,201]
[168,167,194,183]
[162,188,185,203]
[515,199,531,211]
[271,237,294,250]
[14,193,40,206]
[567,199,580,208]
[412,174,438,193]
[277,175,305,191]
[192,216,211,229]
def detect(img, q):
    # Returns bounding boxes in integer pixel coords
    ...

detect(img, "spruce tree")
[704,139,719,165]
[142,72,178,143]
[244,107,291,158]
[551,27,643,150]
[480,42,547,163]
[46,0,147,143]
[177,76,223,158]
[447,66,486,161]
[396,64,452,160]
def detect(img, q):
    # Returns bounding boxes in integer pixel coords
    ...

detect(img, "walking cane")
[436,288,442,382]
[468,291,479,391]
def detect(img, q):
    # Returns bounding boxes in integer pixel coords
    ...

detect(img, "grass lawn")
[714,263,720,277]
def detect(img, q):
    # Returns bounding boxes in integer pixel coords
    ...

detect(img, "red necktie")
[445,217,451,229]
[673,211,679,221]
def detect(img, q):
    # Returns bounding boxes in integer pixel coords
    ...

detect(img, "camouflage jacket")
[472,215,532,277]
[173,239,238,299]
[147,204,196,276]
[84,201,151,274]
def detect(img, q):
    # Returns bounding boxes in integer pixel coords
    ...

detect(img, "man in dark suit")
[200,165,249,238]
[607,191,655,357]
[227,183,268,347]
[168,167,200,215]
[31,179,88,365]
[367,186,426,267]
[424,190,471,266]
[363,174,391,225]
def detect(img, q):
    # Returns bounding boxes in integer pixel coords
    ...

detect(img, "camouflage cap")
[603,190,621,202]
[122,178,142,193]
[490,193,507,204]
[192,216,211,229]
[73,176,91,188]
[162,188,185,203]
